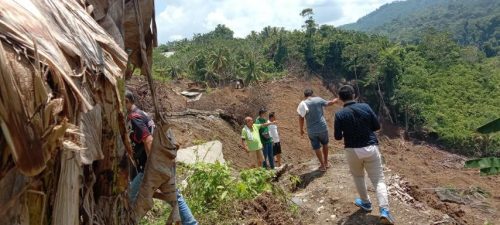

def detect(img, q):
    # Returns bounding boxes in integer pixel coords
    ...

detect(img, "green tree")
[166,64,183,79]
[208,47,231,84]
[188,53,209,82]
[300,8,318,72]
[242,55,264,84]
[273,36,288,71]
[418,30,461,68]
[156,44,169,52]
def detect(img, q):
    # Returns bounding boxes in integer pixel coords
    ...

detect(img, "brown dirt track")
[128,76,499,224]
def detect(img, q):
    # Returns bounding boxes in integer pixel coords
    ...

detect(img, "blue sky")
[155,0,398,43]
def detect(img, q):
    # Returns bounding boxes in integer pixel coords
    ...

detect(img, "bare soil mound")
[240,192,300,225]
[126,76,189,112]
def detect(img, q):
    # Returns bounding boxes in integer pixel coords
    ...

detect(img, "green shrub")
[464,118,500,175]
[182,162,234,214]
[178,162,279,223]
[235,168,274,199]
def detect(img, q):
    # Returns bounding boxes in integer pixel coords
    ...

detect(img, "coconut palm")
[208,47,231,85]
[167,64,183,79]
[209,47,229,74]
[241,54,264,84]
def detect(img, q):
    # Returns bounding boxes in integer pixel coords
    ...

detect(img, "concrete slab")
[176,140,225,164]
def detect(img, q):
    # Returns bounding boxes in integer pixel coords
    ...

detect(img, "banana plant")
[464,118,500,175]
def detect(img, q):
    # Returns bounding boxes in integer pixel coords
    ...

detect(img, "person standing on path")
[297,89,339,172]
[268,112,282,167]
[125,90,198,225]
[255,109,275,169]
[333,85,395,225]
[241,116,276,168]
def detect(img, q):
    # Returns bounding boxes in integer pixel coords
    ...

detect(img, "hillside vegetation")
[153,9,500,156]
[341,0,500,57]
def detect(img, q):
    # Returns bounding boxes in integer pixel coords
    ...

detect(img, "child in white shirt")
[268,112,282,167]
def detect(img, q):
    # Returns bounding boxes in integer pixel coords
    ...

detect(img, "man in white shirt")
[268,112,282,167]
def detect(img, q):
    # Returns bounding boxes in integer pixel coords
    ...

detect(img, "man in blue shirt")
[333,85,395,225]
[297,89,338,172]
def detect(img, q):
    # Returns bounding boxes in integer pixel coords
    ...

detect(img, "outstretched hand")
[328,98,340,106]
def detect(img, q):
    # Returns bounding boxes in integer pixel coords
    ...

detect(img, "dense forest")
[152,8,500,157]
[341,0,500,57]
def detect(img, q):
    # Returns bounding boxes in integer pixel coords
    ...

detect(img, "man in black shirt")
[334,85,395,225]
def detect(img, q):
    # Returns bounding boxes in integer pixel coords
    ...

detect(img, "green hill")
[341,0,500,56]
[342,0,447,32]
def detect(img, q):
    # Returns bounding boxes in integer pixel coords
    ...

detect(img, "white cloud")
[329,0,397,25]
[155,0,398,43]
[169,34,184,40]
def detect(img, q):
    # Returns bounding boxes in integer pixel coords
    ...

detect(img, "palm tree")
[208,48,230,85]
[188,53,208,82]
[203,67,220,87]
[241,55,264,84]
[209,48,229,73]
[166,64,183,79]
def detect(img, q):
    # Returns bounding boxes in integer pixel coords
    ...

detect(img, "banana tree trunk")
[0,0,157,224]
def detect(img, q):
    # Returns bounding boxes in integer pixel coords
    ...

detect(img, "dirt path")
[276,142,500,225]
[280,152,441,225]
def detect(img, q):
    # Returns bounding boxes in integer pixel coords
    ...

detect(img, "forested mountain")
[341,0,500,57]
[342,0,447,32]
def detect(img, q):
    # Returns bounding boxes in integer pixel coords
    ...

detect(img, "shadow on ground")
[296,170,325,190]
[337,209,380,225]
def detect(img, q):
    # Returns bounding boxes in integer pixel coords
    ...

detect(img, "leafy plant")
[465,118,500,175]
[477,118,500,134]
[178,162,282,223]
[289,175,302,190]
[465,157,500,175]
[236,168,274,198]
[139,199,169,225]
[182,162,234,214]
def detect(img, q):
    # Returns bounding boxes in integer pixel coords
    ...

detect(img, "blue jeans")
[129,173,198,225]
[262,142,275,169]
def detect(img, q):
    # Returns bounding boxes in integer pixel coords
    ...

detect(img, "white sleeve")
[269,125,278,140]
[297,101,308,117]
